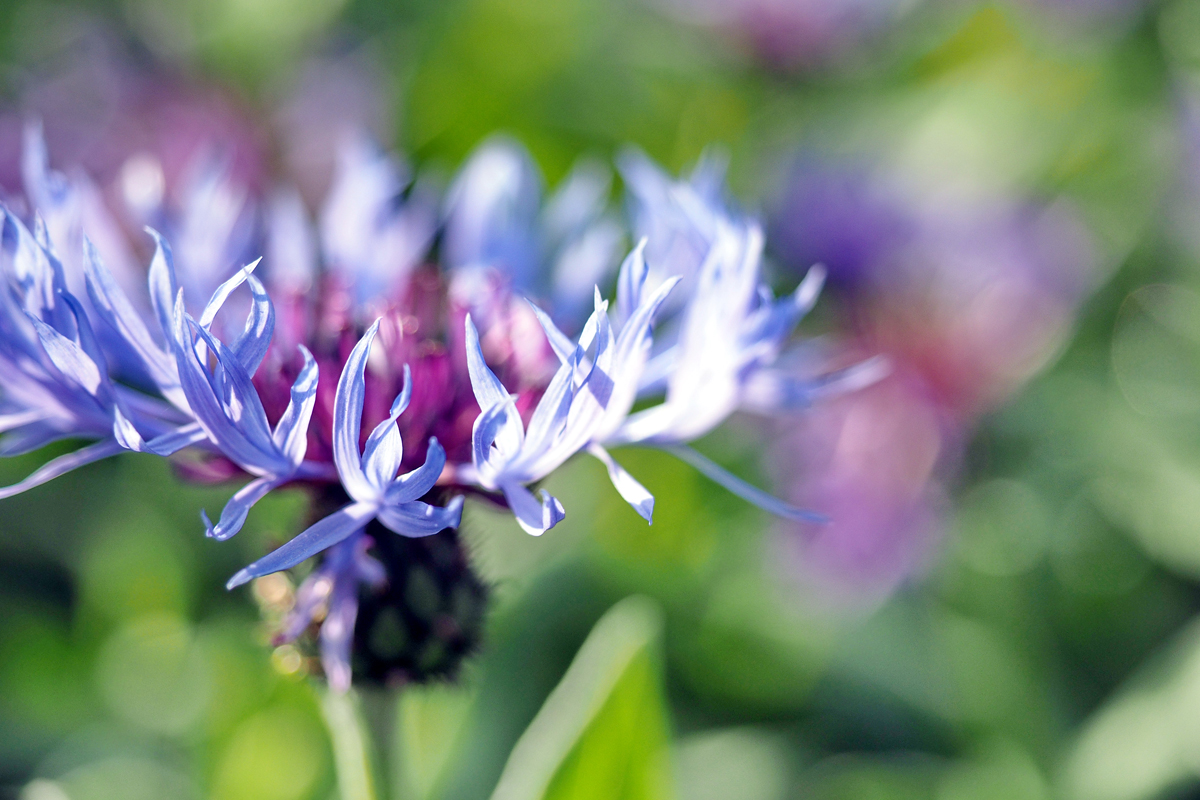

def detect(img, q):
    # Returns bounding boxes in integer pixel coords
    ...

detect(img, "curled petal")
[375,495,464,538]
[111,404,145,452]
[271,346,319,468]
[500,480,565,536]
[331,320,380,501]
[202,474,286,541]
[359,365,414,492]
[587,443,654,524]
[198,258,261,328]
[471,403,512,481]
[173,304,282,472]
[146,229,179,344]
[464,315,523,455]
[384,437,446,505]
[231,274,275,375]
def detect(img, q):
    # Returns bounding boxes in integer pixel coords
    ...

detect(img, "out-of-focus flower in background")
[767,151,1095,601]
[648,0,921,70]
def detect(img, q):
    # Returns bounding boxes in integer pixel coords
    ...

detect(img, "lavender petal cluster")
[0,126,862,686]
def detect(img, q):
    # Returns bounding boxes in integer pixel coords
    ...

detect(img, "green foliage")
[490,596,673,800]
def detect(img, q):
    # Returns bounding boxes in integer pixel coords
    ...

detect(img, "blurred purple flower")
[649,0,917,70]
[767,153,1095,598]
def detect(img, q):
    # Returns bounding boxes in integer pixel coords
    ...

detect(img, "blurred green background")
[6,0,1200,798]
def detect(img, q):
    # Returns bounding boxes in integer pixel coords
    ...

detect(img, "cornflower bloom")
[0,125,860,687]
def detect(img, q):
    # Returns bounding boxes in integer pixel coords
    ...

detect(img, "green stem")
[320,688,381,800]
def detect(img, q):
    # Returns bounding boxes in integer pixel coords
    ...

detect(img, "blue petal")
[587,443,654,524]
[226,500,378,589]
[29,312,105,396]
[527,300,576,365]
[518,357,575,460]
[145,229,180,345]
[0,437,123,500]
[204,474,285,541]
[83,237,178,392]
[144,422,209,456]
[464,314,523,455]
[384,437,446,505]
[500,480,565,536]
[471,402,512,473]
[391,364,413,417]
[662,444,827,523]
[464,314,510,410]
[197,258,262,329]
[58,291,109,376]
[195,260,275,376]
[0,409,47,433]
[331,320,380,500]
[0,423,72,457]
[359,367,410,485]
[21,121,70,213]
[271,345,318,468]
[375,494,464,537]
[443,137,542,286]
[171,298,282,472]
[188,319,278,456]
[319,573,360,693]
[111,404,145,452]
[615,237,649,324]
[597,275,680,435]
[231,274,275,375]
[361,415,403,492]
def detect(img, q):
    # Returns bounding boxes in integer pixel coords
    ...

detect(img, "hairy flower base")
[268,484,488,689]
[351,521,488,685]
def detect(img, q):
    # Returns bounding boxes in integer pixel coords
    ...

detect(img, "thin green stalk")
[320,688,381,800]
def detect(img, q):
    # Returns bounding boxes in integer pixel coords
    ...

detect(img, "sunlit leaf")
[1112,284,1200,418]
[489,596,673,800]
[394,682,476,800]
[1060,616,1200,800]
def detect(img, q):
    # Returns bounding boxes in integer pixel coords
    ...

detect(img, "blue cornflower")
[0,123,875,689]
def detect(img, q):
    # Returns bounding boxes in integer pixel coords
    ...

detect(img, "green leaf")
[1059,615,1200,800]
[394,683,476,800]
[489,596,674,800]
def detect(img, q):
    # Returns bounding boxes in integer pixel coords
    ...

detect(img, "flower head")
[0,121,864,687]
